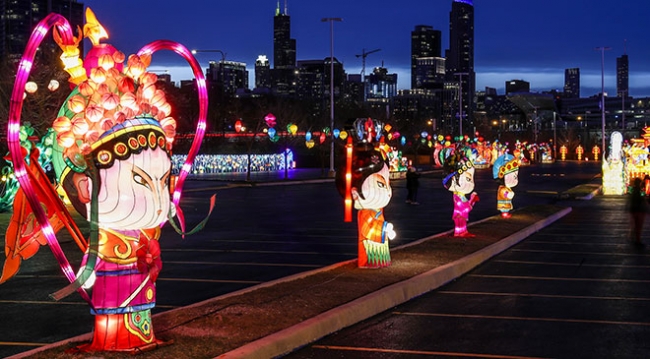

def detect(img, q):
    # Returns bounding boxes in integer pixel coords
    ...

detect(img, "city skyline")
[81,0,650,97]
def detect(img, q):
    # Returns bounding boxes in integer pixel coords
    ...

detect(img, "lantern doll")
[560,144,568,161]
[493,153,520,219]
[0,8,212,353]
[592,145,601,161]
[576,144,584,161]
[336,119,396,268]
[442,152,479,237]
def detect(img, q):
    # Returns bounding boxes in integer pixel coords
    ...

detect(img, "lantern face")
[504,170,519,188]
[84,147,171,230]
[354,164,392,210]
[448,166,475,194]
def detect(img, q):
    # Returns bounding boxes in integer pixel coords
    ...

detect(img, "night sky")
[81,0,650,97]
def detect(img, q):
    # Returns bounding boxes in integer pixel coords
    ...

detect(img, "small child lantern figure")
[336,120,396,268]
[442,153,479,237]
[0,8,213,353]
[493,153,520,218]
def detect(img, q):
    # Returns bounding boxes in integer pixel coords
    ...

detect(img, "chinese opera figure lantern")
[493,152,520,219]
[442,151,479,237]
[0,8,213,353]
[335,119,396,268]
[576,144,584,161]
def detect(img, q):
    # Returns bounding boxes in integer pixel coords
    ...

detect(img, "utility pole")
[355,48,380,102]
[596,46,611,156]
[322,17,342,177]
[454,72,469,138]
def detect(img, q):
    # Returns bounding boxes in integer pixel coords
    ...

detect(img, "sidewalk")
[11,179,601,359]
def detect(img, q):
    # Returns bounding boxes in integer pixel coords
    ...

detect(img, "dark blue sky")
[81,0,650,97]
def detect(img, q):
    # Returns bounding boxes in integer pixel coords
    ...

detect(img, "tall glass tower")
[273,0,296,70]
[446,0,475,131]
[616,53,629,98]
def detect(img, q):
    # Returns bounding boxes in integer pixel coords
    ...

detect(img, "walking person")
[628,177,647,245]
[406,166,420,205]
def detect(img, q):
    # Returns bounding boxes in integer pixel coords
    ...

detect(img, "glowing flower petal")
[67,95,87,113]
[141,73,157,85]
[100,118,115,131]
[71,117,90,136]
[90,67,107,83]
[141,83,155,100]
[84,130,100,144]
[98,53,114,70]
[118,76,135,93]
[101,92,120,110]
[120,92,137,109]
[85,104,104,123]
[112,51,125,64]
[151,90,166,107]
[52,116,72,133]
[57,130,75,148]
[78,81,96,97]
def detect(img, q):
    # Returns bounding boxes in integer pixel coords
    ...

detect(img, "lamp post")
[454,72,468,138]
[191,49,226,84]
[321,17,342,177]
[595,46,611,156]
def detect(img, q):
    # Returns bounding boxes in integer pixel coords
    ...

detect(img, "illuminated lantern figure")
[560,145,568,160]
[493,153,520,219]
[576,144,584,161]
[442,153,479,237]
[0,8,212,353]
[592,145,601,161]
[336,120,396,268]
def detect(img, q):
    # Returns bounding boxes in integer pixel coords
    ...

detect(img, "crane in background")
[355,48,381,102]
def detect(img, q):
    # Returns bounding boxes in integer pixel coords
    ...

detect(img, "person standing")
[406,166,420,205]
[628,177,647,245]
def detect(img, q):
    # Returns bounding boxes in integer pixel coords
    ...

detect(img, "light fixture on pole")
[595,46,611,156]
[454,72,468,138]
[321,17,342,177]
[191,49,227,84]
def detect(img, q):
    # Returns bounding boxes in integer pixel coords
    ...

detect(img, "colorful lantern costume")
[336,119,396,268]
[442,153,479,237]
[0,8,212,353]
[493,153,520,219]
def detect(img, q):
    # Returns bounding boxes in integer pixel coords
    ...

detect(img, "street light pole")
[192,49,226,85]
[454,72,468,138]
[322,17,342,177]
[596,46,610,156]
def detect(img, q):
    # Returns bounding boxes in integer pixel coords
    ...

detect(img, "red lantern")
[235,119,242,133]
[319,132,326,144]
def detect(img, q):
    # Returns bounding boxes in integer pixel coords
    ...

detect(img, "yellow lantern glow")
[47,79,60,92]
[339,130,348,140]
[305,140,315,148]
[25,81,38,94]
[289,124,298,135]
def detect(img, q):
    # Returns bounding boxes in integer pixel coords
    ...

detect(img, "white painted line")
[394,312,650,327]
[510,249,650,257]
[310,345,548,359]
[494,259,650,269]
[164,260,320,268]
[157,278,262,284]
[438,290,650,301]
[469,274,650,283]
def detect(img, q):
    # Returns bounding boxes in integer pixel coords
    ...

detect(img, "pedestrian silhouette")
[628,177,647,245]
[406,166,420,205]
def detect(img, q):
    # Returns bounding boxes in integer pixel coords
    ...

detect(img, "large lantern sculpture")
[335,118,396,268]
[0,8,213,353]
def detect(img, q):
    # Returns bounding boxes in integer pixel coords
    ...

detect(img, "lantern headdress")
[492,152,519,180]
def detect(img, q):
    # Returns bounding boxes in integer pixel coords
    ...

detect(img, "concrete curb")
[217,207,572,359]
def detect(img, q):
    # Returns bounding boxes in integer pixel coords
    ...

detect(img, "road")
[286,171,650,358]
[0,161,601,357]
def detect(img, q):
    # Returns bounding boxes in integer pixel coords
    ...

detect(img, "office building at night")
[446,0,475,133]
[411,25,442,89]
[564,68,580,98]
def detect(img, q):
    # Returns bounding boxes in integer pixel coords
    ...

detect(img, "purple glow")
[7,13,91,304]
[454,0,473,5]
[137,40,208,231]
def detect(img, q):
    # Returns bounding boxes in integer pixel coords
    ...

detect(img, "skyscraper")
[446,0,475,133]
[0,0,85,59]
[564,68,580,98]
[411,25,442,89]
[617,53,629,97]
[273,0,296,69]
